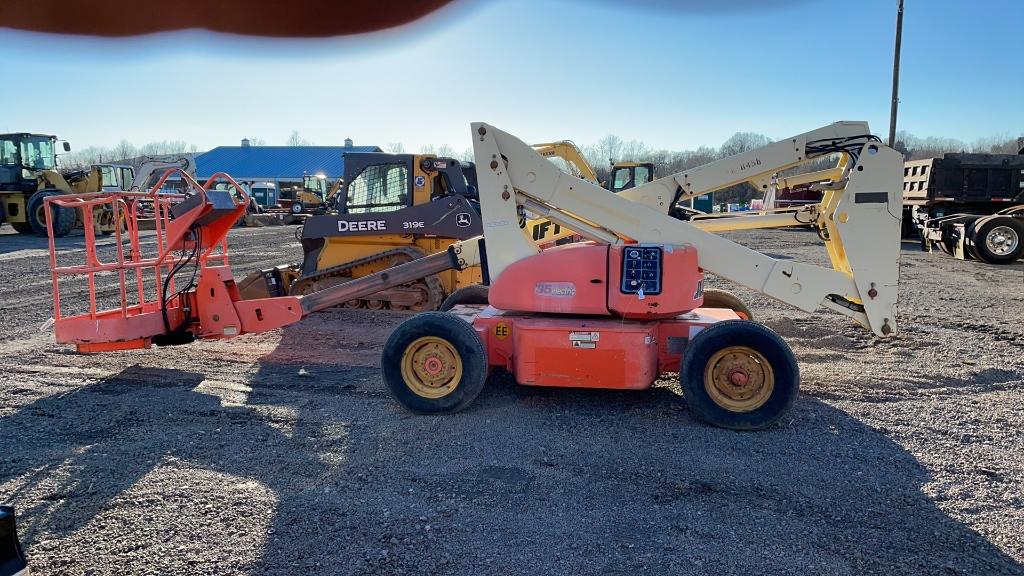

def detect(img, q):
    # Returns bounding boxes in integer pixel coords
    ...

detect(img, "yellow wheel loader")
[1,132,76,236]
[0,132,165,237]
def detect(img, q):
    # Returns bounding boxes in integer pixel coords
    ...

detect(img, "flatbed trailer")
[905,152,1024,264]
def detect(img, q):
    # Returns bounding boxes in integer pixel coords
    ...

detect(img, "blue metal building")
[194,138,381,191]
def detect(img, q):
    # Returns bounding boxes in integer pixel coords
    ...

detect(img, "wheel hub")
[704,346,775,413]
[400,336,462,399]
[986,226,1019,256]
[728,369,749,387]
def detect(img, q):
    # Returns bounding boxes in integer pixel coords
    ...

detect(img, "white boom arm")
[468,122,902,337]
[129,156,196,191]
[619,121,873,209]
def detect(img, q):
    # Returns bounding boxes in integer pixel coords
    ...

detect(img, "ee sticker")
[494,322,510,340]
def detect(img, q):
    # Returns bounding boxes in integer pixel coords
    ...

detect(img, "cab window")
[0,140,17,165]
[119,167,134,190]
[611,168,632,191]
[100,165,119,188]
[346,163,409,213]
[634,165,651,185]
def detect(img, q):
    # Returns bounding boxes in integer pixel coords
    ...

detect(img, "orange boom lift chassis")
[46,122,902,430]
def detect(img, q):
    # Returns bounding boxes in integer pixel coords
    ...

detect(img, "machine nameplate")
[338,220,387,232]
[535,282,576,297]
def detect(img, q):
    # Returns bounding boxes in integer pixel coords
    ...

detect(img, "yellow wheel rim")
[400,336,463,399]
[704,345,774,412]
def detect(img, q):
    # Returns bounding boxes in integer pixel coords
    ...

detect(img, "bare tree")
[386,142,406,153]
[585,134,624,170]
[420,144,456,157]
[110,139,137,162]
[60,146,109,169]
[718,132,772,157]
[287,130,312,146]
[247,137,267,147]
[619,139,649,162]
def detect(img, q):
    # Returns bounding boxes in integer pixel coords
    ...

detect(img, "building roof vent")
[344,138,353,148]
[241,138,251,148]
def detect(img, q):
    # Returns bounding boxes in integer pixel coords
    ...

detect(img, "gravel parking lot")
[1,224,1022,575]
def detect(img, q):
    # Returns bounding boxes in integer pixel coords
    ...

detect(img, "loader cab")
[608,162,655,193]
[0,133,61,191]
[97,164,135,191]
[302,173,330,201]
[339,152,476,214]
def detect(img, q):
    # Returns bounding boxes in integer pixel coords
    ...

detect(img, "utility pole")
[888,0,904,148]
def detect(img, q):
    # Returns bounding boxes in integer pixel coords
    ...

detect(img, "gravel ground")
[1,223,1022,575]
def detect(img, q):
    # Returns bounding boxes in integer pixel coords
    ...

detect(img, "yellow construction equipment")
[1,132,191,237]
[532,140,655,192]
[239,146,634,310]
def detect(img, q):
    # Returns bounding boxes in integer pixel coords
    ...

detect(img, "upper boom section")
[470,122,902,337]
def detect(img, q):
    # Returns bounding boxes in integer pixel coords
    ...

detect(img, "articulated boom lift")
[45,122,901,429]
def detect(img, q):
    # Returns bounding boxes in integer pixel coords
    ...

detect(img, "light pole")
[888,0,904,148]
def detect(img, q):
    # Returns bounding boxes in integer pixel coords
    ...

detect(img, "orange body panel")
[487,243,704,320]
[488,244,609,315]
[511,317,659,389]
[468,305,741,391]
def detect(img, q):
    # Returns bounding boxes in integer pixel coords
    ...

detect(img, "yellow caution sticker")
[494,322,510,341]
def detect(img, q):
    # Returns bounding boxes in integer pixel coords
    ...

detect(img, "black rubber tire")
[27,190,75,237]
[701,288,753,320]
[439,284,490,312]
[963,217,988,260]
[680,320,799,431]
[381,312,488,414]
[970,216,1024,264]
[290,201,304,215]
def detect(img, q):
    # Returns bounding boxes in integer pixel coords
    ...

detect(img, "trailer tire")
[290,201,304,215]
[701,289,753,320]
[28,190,76,237]
[680,320,799,430]
[439,284,489,312]
[971,216,1024,264]
[382,312,488,414]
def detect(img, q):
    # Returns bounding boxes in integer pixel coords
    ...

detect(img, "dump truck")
[906,152,1024,264]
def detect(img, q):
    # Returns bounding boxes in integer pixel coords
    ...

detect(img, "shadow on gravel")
[4,353,1022,575]
[0,233,90,255]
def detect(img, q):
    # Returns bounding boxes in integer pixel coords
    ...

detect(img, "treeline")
[62,139,199,169]
[64,128,1022,206]
[893,132,1023,160]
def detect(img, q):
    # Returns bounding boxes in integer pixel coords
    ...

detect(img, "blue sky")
[2,0,1020,153]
